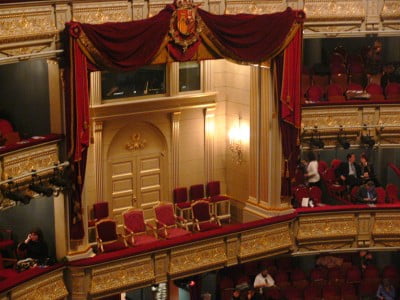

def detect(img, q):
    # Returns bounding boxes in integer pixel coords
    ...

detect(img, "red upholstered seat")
[363,265,380,281]
[88,202,109,227]
[310,268,327,286]
[306,85,324,102]
[366,83,384,100]
[331,159,342,170]
[375,187,386,204]
[386,183,400,203]
[304,285,321,300]
[382,265,399,281]
[294,186,309,207]
[341,284,357,300]
[173,187,193,226]
[191,200,221,232]
[326,84,345,102]
[327,267,345,285]
[322,285,341,300]
[309,186,322,205]
[385,82,400,99]
[95,219,127,253]
[330,63,346,75]
[346,266,361,284]
[122,208,157,246]
[284,286,303,300]
[331,73,348,92]
[206,181,230,222]
[189,184,206,201]
[154,203,190,239]
[318,160,328,175]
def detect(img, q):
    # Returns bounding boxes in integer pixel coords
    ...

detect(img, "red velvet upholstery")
[350,186,359,203]
[331,73,348,92]
[318,160,328,175]
[89,202,109,227]
[309,186,322,205]
[306,85,324,102]
[363,265,379,280]
[328,267,344,285]
[310,268,327,286]
[382,265,399,281]
[331,159,342,170]
[346,266,361,283]
[294,186,309,206]
[191,200,221,232]
[375,187,386,204]
[346,83,363,92]
[95,219,127,253]
[385,82,400,99]
[386,183,400,203]
[291,269,307,281]
[366,83,385,100]
[284,286,303,300]
[154,203,190,239]
[304,285,321,300]
[326,84,345,102]
[189,184,205,201]
[123,209,157,246]
[330,64,346,75]
[322,285,341,300]
[206,181,230,222]
[174,187,188,204]
[341,284,357,300]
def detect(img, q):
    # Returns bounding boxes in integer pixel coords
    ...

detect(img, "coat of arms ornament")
[169,0,202,52]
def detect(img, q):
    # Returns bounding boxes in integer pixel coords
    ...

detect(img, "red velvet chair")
[366,83,385,100]
[309,186,322,205]
[95,219,128,253]
[350,186,360,203]
[294,186,309,207]
[275,270,290,289]
[291,269,308,289]
[346,266,361,284]
[326,84,345,102]
[88,202,109,227]
[191,200,221,232]
[154,203,190,239]
[283,286,303,300]
[386,183,400,203]
[385,82,400,100]
[330,159,342,170]
[310,268,327,287]
[206,181,230,223]
[0,253,17,280]
[173,187,193,226]
[382,265,399,282]
[318,160,328,176]
[327,267,345,286]
[322,285,341,300]
[0,229,14,255]
[331,73,348,92]
[341,283,357,300]
[375,187,386,204]
[122,208,157,246]
[189,184,206,201]
[304,285,321,300]
[306,85,324,102]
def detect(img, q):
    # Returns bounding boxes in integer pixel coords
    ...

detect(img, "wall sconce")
[228,116,249,165]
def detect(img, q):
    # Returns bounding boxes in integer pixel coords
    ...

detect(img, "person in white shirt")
[253,268,275,294]
[305,151,320,187]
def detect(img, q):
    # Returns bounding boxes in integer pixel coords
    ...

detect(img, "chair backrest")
[375,187,386,204]
[295,186,309,203]
[192,200,211,222]
[206,181,220,197]
[173,187,188,204]
[306,85,324,102]
[189,184,205,201]
[96,219,118,242]
[154,203,176,227]
[309,186,322,204]
[123,209,146,234]
[331,159,342,170]
[318,160,328,175]
[386,183,399,203]
[93,202,109,220]
[323,168,336,184]
[385,82,400,98]
[366,83,383,95]
[350,186,360,200]
[326,84,343,97]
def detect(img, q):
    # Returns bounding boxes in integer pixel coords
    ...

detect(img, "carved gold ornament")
[126,133,146,152]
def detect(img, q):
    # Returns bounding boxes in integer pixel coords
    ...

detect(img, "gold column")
[169,62,179,97]
[94,121,104,202]
[205,107,216,182]
[171,112,181,188]
[90,71,102,106]
[54,193,67,260]
[202,60,213,92]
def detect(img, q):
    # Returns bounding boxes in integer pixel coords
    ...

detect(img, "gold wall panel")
[381,0,400,20]
[297,214,357,241]
[169,240,227,276]
[372,213,400,237]
[90,257,154,295]
[11,271,68,300]
[304,0,365,21]
[1,143,60,181]
[0,6,56,44]
[239,223,292,260]
[225,0,286,14]
[72,2,131,24]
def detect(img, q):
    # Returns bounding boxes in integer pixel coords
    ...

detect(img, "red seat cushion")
[176,202,191,208]
[210,195,229,202]
[164,228,190,239]
[132,235,158,246]
[199,222,220,231]
[0,240,13,249]
[102,241,127,253]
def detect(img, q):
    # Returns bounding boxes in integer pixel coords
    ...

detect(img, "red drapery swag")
[65,3,304,239]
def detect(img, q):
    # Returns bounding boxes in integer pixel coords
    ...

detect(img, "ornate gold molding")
[239,224,292,259]
[381,1,400,20]
[90,258,154,295]
[225,0,286,14]
[126,133,146,152]
[304,0,365,21]
[298,241,352,252]
[169,240,227,275]
[72,2,130,24]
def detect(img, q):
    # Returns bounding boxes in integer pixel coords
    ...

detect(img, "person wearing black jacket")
[336,153,361,190]
[18,228,48,263]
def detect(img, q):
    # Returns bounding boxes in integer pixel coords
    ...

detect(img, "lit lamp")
[228,117,249,165]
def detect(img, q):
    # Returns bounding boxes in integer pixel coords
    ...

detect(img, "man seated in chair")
[336,153,361,192]
[253,267,275,295]
[356,180,377,204]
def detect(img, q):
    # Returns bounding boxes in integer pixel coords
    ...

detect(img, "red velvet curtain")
[65,4,304,239]
[276,29,303,196]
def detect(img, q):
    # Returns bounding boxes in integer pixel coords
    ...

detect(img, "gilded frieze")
[372,214,400,236]
[225,0,287,14]
[72,2,130,24]
[0,7,57,43]
[304,0,365,21]
[302,108,360,129]
[298,241,351,252]
[297,215,357,241]
[169,240,227,275]
[381,1,400,20]
[1,144,59,181]
[90,258,154,295]
[0,45,48,57]
[12,273,68,300]
[239,225,292,259]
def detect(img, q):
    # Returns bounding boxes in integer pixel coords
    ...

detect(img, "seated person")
[253,268,275,294]
[336,153,361,190]
[18,228,49,265]
[356,181,377,204]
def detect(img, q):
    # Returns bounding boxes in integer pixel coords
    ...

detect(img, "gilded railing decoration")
[225,0,286,14]
[303,0,365,21]
[239,224,292,259]
[90,257,154,295]
[72,2,130,23]
[169,240,227,275]
[381,0,400,20]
